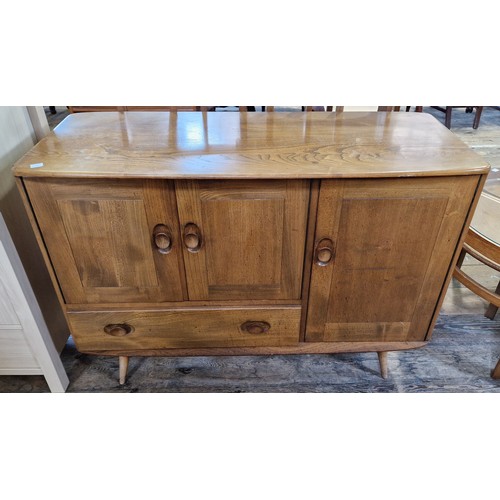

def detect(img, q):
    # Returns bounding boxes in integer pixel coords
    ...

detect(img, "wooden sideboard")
[12,111,489,384]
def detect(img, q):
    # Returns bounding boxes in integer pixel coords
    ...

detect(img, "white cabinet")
[0,213,68,392]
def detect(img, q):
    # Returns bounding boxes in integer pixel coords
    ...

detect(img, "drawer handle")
[315,238,335,266]
[153,224,172,254]
[184,223,202,252]
[241,321,271,335]
[103,323,134,337]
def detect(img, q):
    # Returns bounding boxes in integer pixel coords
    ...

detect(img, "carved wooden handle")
[184,223,202,252]
[315,238,335,266]
[153,224,172,254]
[103,323,134,337]
[241,321,271,335]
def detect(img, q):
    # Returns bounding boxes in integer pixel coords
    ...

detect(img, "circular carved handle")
[241,321,271,335]
[103,323,134,337]
[315,238,335,266]
[184,223,202,252]
[153,224,172,254]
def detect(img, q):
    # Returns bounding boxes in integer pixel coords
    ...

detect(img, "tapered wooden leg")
[456,248,467,269]
[485,280,500,320]
[445,107,452,129]
[378,351,388,379]
[119,356,129,385]
[473,106,483,129]
[492,359,500,379]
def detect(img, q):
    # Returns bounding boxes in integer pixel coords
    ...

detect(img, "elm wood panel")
[23,178,185,304]
[299,180,321,341]
[67,307,301,351]
[12,112,489,179]
[175,180,309,300]
[306,176,479,343]
[405,175,481,340]
[325,194,448,340]
[15,178,70,352]
[82,341,427,358]
[425,174,487,338]
[65,299,302,311]
[57,199,158,288]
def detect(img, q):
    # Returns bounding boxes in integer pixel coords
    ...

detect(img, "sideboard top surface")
[12,111,489,179]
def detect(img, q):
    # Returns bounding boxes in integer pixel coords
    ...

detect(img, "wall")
[0,106,68,352]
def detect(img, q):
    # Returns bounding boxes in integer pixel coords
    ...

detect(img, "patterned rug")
[1,313,499,392]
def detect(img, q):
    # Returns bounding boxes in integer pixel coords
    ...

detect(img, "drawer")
[67,307,301,351]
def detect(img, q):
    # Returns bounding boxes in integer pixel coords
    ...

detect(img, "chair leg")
[119,356,129,385]
[485,280,500,320]
[445,107,452,129]
[377,352,388,379]
[456,248,467,269]
[492,358,500,379]
[473,106,483,129]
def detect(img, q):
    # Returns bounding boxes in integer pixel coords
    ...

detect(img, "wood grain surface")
[68,306,301,351]
[12,111,489,179]
[24,178,186,304]
[306,176,480,342]
[175,179,309,300]
[79,340,427,358]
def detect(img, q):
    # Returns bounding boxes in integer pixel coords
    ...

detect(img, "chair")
[262,106,344,112]
[377,106,424,112]
[431,106,483,129]
[454,227,500,378]
[205,106,254,111]
[264,106,422,112]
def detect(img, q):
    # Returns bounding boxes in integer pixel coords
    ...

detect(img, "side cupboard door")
[24,178,185,304]
[306,176,479,342]
[175,180,310,300]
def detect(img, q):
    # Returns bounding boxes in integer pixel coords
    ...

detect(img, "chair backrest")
[265,106,344,112]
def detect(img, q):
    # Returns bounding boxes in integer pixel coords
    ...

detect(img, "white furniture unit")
[0,213,69,392]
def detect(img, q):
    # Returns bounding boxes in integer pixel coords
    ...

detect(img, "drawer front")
[68,307,301,351]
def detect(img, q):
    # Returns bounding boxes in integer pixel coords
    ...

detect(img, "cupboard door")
[306,176,479,342]
[175,180,310,300]
[24,179,185,304]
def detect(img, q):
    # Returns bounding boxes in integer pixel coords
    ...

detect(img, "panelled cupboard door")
[23,178,185,304]
[175,180,310,300]
[306,176,479,342]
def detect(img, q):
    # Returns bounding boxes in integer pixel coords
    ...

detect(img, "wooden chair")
[453,227,500,378]
[377,106,424,112]
[262,106,344,112]
[264,106,422,112]
[205,106,253,112]
[431,106,484,129]
[69,106,207,113]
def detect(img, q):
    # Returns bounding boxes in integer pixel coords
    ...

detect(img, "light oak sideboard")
[12,111,489,384]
